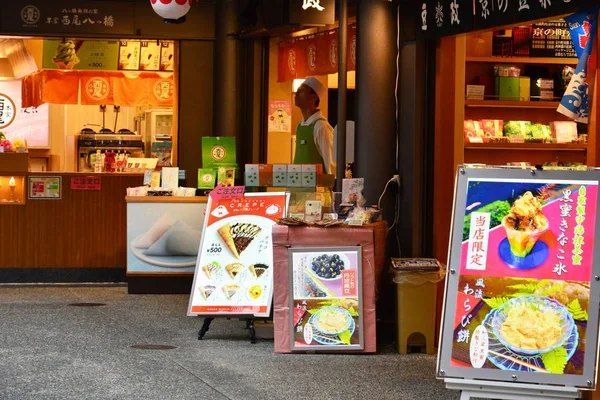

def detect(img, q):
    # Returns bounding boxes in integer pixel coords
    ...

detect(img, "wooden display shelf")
[464,143,587,151]
[466,56,578,65]
[465,100,560,109]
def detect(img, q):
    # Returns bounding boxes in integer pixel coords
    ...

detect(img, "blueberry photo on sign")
[311,254,346,280]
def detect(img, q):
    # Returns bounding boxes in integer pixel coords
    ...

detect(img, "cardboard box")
[258,164,273,186]
[519,77,530,101]
[495,77,520,101]
[244,164,259,187]
[286,165,302,187]
[273,164,287,187]
[301,164,317,187]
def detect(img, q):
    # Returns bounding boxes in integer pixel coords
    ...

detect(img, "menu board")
[289,247,363,350]
[28,176,61,199]
[531,20,577,58]
[140,40,161,71]
[438,168,600,389]
[42,39,119,70]
[118,40,140,70]
[160,41,175,72]
[187,191,289,317]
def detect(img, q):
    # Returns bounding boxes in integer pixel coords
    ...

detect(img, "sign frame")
[28,176,62,199]
[288,246,364,351]
[437,167,600,389]
[187,191,290,318]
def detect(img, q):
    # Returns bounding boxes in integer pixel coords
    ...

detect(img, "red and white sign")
[188,191,289,317]
[71,176,101,191]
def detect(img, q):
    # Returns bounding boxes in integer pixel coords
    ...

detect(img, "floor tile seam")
[168,358,234,400]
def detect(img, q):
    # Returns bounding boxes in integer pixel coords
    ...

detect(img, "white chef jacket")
[298,110,336,176]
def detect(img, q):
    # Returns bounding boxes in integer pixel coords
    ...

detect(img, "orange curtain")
[21,70,175,107]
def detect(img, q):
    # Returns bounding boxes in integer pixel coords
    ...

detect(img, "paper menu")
[188,192,289,317]
[118,40,140,70]
[140,41,161,71]
[160,41,175,71]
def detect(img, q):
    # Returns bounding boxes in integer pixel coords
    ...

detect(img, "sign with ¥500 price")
[187,191,289,317]
[42,39,119,70]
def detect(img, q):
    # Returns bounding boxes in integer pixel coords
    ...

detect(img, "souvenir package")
[464,120,483,142]
[201,137,236,168]
[342,178,364,205]
[550,121,578,143]
[198,168,217,189]
[479,120,504,137]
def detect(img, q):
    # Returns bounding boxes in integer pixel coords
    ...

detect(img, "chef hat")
[302,76,326,102]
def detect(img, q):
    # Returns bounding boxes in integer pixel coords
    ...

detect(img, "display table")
[126,196,208,294]
[272,221,387,353]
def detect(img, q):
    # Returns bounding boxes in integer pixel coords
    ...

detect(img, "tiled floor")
[0,286,460,400]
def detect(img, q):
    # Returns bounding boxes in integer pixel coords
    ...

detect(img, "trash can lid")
[390,258,441,273]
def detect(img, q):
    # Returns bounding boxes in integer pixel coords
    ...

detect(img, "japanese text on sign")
[457,278,486,344]
[466,212,490,271]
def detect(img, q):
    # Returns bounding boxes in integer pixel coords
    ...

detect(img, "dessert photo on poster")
[290,248,363,349]
[127,203,206,272]
[451,275,589,375]
[460,180,597,281]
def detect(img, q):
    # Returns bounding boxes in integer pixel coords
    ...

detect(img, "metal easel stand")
[444,378,582,400]
[197,317,256,344]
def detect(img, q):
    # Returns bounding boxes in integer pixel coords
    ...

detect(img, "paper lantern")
[150,0,192,24]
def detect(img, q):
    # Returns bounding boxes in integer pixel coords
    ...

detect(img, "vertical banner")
[558,7,599,123]
[438,168,600,389]
[187,191,289,317]
[289,246,364,350]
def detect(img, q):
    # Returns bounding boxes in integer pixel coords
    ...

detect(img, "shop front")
[0,0,219,282]
[421,0,600,397]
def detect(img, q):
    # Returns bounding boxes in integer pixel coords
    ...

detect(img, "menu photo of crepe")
[249,263,269,280]
[199,285,216,301]
[202,261,221,281]
[222,284,240,301]
[217,222,262,260]
[130,214,202,268]
[225,262,245,280]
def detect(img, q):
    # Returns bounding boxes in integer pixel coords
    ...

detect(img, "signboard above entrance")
[419,0,598,37]
[1,1,135,35]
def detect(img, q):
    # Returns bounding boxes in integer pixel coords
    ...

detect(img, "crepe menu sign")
[438,168,600,389]
[187,191,289,317]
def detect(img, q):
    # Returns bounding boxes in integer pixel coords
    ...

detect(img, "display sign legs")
[445,378,581,400]
[197,316,258,344]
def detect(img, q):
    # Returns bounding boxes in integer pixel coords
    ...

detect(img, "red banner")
[22,70,175,108]
[277,27,357,82]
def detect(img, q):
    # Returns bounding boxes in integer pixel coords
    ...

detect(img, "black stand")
[197,316,256,344]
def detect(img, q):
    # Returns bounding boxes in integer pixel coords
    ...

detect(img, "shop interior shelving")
[461,32,588,166]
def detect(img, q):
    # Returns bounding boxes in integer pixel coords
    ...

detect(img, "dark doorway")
[327,88,356,128]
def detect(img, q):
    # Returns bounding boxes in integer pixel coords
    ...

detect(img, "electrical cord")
[377,178,394,210]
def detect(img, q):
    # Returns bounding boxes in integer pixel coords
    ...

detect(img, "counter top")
[126,196,209,203]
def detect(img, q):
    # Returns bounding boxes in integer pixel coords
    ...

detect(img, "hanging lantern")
[150,0,192,24]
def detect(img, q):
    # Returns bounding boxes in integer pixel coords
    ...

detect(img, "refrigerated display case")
[136,109,173,157]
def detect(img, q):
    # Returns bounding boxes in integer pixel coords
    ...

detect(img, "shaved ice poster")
[439,172,600,388]
[187,192,288,317]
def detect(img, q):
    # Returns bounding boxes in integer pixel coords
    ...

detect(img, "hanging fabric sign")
[557,7,599,123]
[22,70,175,108]
[277,26,356,82]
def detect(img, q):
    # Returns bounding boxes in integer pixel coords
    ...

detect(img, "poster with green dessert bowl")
[437,167,600,390]
[289,246,364,350]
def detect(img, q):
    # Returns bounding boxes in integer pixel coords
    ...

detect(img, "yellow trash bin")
[391,259,446,355]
